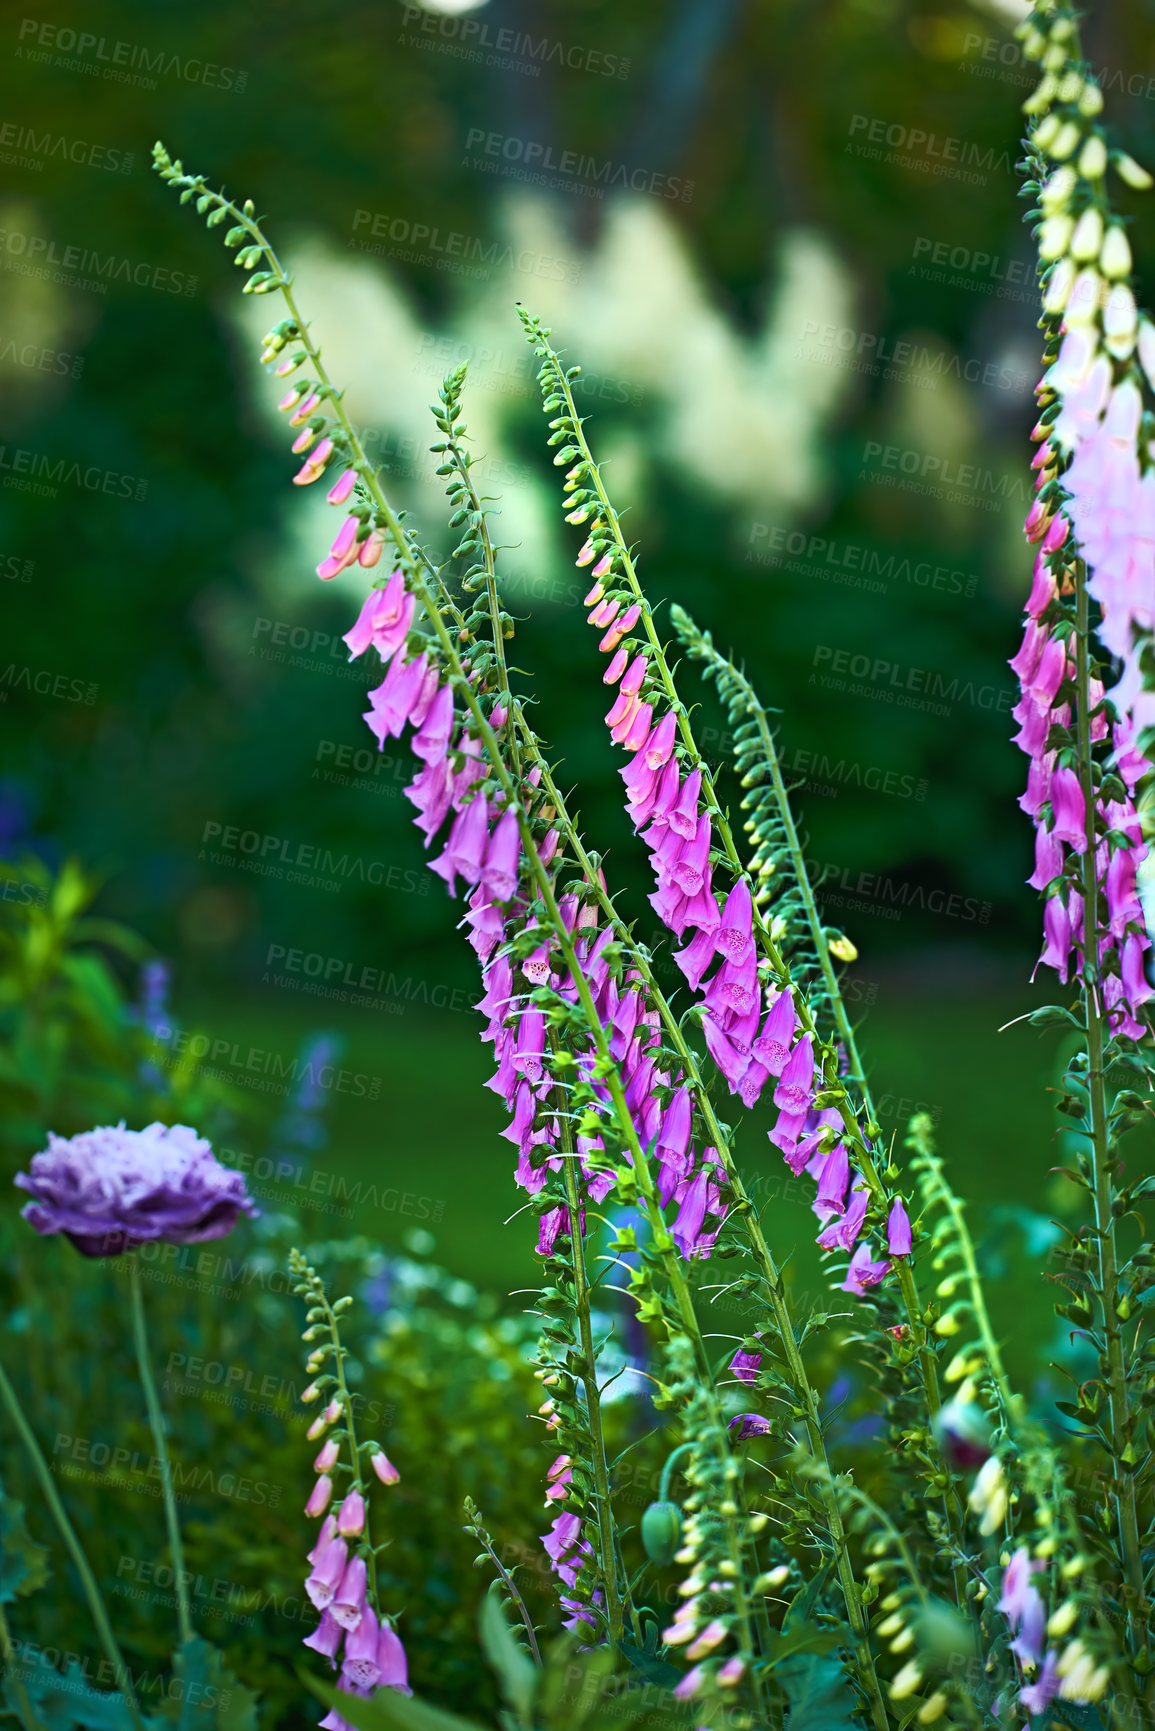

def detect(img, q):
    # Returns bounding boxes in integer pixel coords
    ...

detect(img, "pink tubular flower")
[305,1537,349,1612]
[337,1490,366,1537]
[306,1475,334,1518]
[376,1622,411,1693]
[773,1034,814,1116]
[331,1555,368,1631]
[303,1609,343,1663]
[341,1605,381,1689]
[842,1243,891,1296]
[886,1198,912,1256]
[314,1438,339,1474]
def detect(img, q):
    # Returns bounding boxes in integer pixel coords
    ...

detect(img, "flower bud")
[1100,225,1132,280]
[1047,1599,1079,1637]
[918,1693,948,1724]
[1078,84,1103,117]
[337,1490,366,1537]
[1070,207,1104,262]
[1077,135,1106,179]
[313,1438,339,1474]
[1049,121,1082,160]
[305,1474,334,1518]
[1038,214,1074,261]
[1115,152,1153,190]
[888,1660,922,1701]
[370,1451,400,1486]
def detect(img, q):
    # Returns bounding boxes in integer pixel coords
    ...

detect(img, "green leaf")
[1046,1704,1107,1731]
[1,1648,138,1730]
[478,1585,536,1724]
[762,1623,843,1668]
[303,1674,486,1731]
[776,1647,861,1731]
[152,1639,259,1731]
[0,1483,49,1603]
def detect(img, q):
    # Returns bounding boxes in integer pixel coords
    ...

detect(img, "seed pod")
[641,1500,683,1565]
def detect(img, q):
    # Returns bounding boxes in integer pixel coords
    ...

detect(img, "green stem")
[1073,560,1145,1632]
[128,1253,192,1646]
[0,1357,147,1731]
[320,1289,379,1608]
[557,1110,626,1645]
[0,1600,49,1731]
[158,184,883,1722]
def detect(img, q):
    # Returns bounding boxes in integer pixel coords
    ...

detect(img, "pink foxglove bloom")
[369,1451,400,1486]
[340,1605,381,1689]
[305,1536,349,1612]
[305,1474,334,1518]
[303,1609,343,1663]
[313,1438,339,1474]
[842,1243,891,1296]
[376,1622,410,1693]
[886,1198,912,1256]
[331,1554,368,1631]
[336,1490,365,1537]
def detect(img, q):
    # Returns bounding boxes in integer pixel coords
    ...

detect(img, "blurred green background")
[3,0,1155,1309]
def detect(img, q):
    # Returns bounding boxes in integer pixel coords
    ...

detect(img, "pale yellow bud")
[889,1661,923,1702]
[1050,121,1083,160]
[1040,166,1077,210]
[1078,135,1107,178]
[1047,1600,1079,1637]
[1078,83,1104,117]
[1100,225,1132,279]
[1038,214,1074,260]
[1115,152,1153,190]
[917,1692,948,1725]
[1070,207,1104,261]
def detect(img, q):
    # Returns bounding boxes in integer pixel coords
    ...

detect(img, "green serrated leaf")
[153,1639,259,1731]
[1,1648,138,1730]
[479,1585,536,1724]
[303,1673,485,1731]
[0,1483,50,1603]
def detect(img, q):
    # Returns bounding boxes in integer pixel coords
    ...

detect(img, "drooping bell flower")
[752,991,796,1076]
[887,1198,912,1256]
[342,571,414,664]
[842,1243,891,1296]
[336,1490,366,1537]
[411,684,454,764]
[729,1346,762,1386]
[305,1536,349,1611]
[306,1475,334,1519]
[376,1623,410,1694]
[303,1609,343,1663]
[773,1033,814,1116]
[429,795,490,898]
[671,1168,711,1259]
[817,1184,868,1253]
[480,808,521,903]
[714,880,754,963]
[341,1605,382,1689]
[331,1555,368,1631]
[814,1144,850,1216]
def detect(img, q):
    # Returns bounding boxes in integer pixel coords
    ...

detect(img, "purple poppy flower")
[16,1123,257,1257]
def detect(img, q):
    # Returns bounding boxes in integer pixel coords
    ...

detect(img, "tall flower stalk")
[151,115,1155,1726]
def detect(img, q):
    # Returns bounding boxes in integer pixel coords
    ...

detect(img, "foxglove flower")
[16,1122,256,1257]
